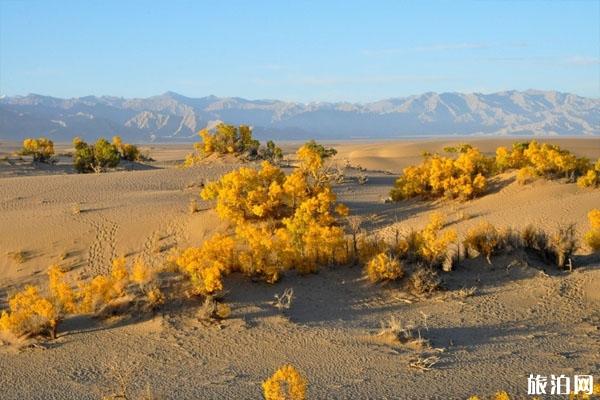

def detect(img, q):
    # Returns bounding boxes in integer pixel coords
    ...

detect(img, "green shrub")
[73,137,120,173]
[259,140,284,164]
[303,139,337,159]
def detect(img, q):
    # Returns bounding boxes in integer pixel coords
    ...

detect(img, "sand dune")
[0,138,599,399]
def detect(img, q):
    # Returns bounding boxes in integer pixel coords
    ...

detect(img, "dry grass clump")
[521,223,578,269]
[71,202,81,215]
[198,296,231,322]
[188,198,200,214]
[262,364,307,400]
[390,145,491,201]
[463,222,503,263]
[8,250,28,264]
[376,315,430,349]
[461,220,579,269]
[408,266,441,296]
[584,209,600,251]
[550,223,578,269]
[273,288,294,311]
[365,252,404,283]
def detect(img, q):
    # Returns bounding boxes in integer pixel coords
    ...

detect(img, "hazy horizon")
[3,88,600,103]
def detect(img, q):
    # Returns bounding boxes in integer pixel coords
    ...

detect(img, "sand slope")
[0,139,599,399]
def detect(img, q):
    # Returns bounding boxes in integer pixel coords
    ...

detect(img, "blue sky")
[1,0,598,102]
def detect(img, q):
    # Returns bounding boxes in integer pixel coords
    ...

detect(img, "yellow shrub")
[357,233,388,264]
[0,285,58,338]
[493,392,511,400]
[131,259,153,287]
[365,252,404,283]
[584,208,600,251]
[176,234,236,295]
[111,136,141,161]
[77,275,115,313]
[20,137,55,162]
[145,287,165,309]
[390,146,492,201]
[111,257,130,295]
[191,141,349,292]
[48,265,76,314]
[77,257,134,313]
[577,169,598,188]
[184,123,260,165]
[418,213,457,267]
[201,161,287,223]
[517,166,535,184]
[262,364,307,400]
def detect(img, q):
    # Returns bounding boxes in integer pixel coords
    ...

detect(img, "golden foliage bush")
[184,123,261,165]
[0,285,58,338]
[391,146,492,201]
[392,141,596,202]
[498,141,591,182]
[516,166,536,185]
[201,161,287,223]
[412,213,457,267]
[111,136,141,161]
[584,208,600,251]
[262,364,307,400]
[175,233,235,295]
[357,234,389,264]
[577,159,600,188]
[48,264,77,314]
[0,256,167,339]
[20,137,55,162]
[365,252,404,283]
[184,142,350,291]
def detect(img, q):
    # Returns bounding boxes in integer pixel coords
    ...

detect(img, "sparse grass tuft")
[550,223,578,269]
[463,221,502,263]
[188,198,200,214]
[273,288,294,311]
[198,296,230,321]
[71,203,81,215]
[8,250,27,264]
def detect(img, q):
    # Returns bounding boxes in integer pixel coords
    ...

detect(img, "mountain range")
[0,90,598,142]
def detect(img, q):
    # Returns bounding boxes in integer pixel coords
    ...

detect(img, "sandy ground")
[0,138,599,399]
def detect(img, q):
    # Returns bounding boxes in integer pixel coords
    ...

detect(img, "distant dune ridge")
[0,90,598,142]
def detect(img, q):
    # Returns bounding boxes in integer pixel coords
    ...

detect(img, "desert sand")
[0,138,599,399]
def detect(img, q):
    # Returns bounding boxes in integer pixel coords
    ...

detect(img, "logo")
[527,374,594,396]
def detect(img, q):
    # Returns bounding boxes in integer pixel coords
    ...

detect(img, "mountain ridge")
[1,90,598,142]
